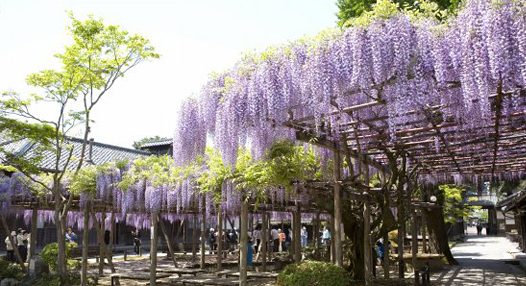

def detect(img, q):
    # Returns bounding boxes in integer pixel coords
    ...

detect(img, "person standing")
[230,229,238,251]
[16,229,28,262]
[132,228,141,255]
[66,227,77,243]
[252,227,261,254]
[278,229,285,252]
[301,226,308,248]
[5,231,16,262]
[271,227,280,253]
[285,228,292,252]
[25,231,32,262]
[322,226,331,245]
[476,222,482,235]
[247,237,254,269]
[208,228,216,254]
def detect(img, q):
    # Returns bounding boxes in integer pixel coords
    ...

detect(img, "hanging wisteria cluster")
[172,0,526,183]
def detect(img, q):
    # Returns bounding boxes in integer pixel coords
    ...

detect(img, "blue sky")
[0,0,339,148]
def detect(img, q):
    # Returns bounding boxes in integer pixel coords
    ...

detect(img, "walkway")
[432,233,526,286]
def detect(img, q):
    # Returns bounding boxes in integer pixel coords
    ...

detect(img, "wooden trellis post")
[29,206,37,262]
[364,198,372,286]
[109,211,115,263]
[411,210,419,285]
[293,204,302,262]
[261,211,268,271]
[81,203,89,286]
[422,211,428,253]
[398,203,406,278]
[99,211,106,275]
[192,215,197,262]
[383,231,390,278]
[200,196,206,269]
[314,212,321,259]
[239,199,249,286]
[333,148,343,267]
[89,209,117,282]
[159,215,178,268]
[364,158,372,286]
[150,213,159,286]
[217,206,223,271]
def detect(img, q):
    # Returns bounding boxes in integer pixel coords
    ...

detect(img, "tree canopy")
[132,136,170,149]
[335,0,461,27]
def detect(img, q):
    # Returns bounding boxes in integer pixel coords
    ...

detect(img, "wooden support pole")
[293,204,302,262]
[98,211,106,276]
[260,211,268,271]
[333,148,343,267]
[383,187,391,279]
[364,157,372,286]
[412,210,419,286]
[159,215,178,268]
[109,212,115,264]
[29,206,37,262]
[364,199,372,286]
[422,211,427,253]
[330,215,335,263]
[192,215,197,262]
[398,209,406,278]
[200,196,207,269]
[217,207,223,271]
[81,204,89,286]
[239,199,249,286]
[383,231,390,279]
[314,212,321,259]
[183,218,187,255]
[89,210,117,281]
[150,213,159,286]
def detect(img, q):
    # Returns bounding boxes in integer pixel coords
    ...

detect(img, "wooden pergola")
[6,187,334,285]
[280,83,526,285]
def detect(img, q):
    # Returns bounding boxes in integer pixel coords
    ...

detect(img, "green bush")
[22,267,97,286]
[277,260,350,286]
[0,258,25,281]
[41,242,77,270]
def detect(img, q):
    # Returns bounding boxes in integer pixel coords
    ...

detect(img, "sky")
[0,0,339,148]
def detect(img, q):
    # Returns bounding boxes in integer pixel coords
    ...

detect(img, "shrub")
[277,260,350,286]
[0,258,25,281]
[41,242,77,270]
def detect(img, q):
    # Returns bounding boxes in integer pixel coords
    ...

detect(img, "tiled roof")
[1,136,151,172]
[139,139,173,149]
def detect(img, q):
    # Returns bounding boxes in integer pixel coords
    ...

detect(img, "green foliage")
[68,166,98,196]
[0,164,18,173]
[235,141,320,205]
[0,258,25,281]
[41,242,77,270]
[29,272,97,286]
[265,140,320,189]
[132,136,170,150]
[119,155,181,191]
[195,141,321,208]
[277,260,350,286]
[197,148,233,200]
[336,0,460,28]
[68,162,128,196]
[439,184,476,224]
[0,13,158,177]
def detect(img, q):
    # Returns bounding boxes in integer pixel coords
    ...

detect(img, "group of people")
[4,228,31,263]
[266,225,310,253]
[204,224,311,257]
[207,228,239,254]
